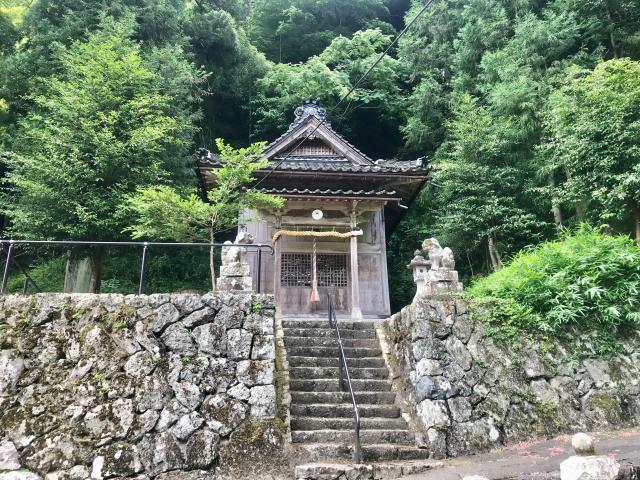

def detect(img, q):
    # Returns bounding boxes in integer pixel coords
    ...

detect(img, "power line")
[250,0,437,191]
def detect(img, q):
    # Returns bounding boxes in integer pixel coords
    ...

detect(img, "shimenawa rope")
[271,229,363,244]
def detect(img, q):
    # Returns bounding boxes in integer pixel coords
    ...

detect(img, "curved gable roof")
[262,99,375,166]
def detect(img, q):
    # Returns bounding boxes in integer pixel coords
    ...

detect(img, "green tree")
[1,22,199,291]
[0,0,191,137]
[193,0,251,20]
[0,12,18,54]
[397,0,639,158]
[124,139,284,290]
[390,0,639,304]
[388,92,553,307]
[401,75,447,157]
[186,6,269,147]
[556,0,640,59]
[249,0,392,63]
[430,94,551,270]
[251,29,408,158]
[319,28,408,156]
[0,0,32,26]
[542,58,640,243]
[0,0,272,157]
[397,0,509,157]
[251,57,348,140]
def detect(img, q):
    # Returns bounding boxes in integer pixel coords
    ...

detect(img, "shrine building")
[197,99,430,319]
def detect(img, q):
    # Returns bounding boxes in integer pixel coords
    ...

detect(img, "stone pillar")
[350,210,362,320]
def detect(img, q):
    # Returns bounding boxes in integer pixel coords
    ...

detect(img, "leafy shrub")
[467,225,640,354]
[5,256,65,293]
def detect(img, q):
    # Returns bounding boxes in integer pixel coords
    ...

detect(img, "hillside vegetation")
[467,226,640,355]
[0,0,638,309]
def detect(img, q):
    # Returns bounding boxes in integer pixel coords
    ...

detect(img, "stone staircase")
[282,319,430,462]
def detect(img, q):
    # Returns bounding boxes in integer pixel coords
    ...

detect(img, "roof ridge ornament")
[294,97,327,125]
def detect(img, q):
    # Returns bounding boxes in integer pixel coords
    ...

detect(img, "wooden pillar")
[350,206,363,320]
[274,240,281,305]
[378,208,391,316]
[273,213,282,315]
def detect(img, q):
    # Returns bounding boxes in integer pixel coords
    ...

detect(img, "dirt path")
[406,429,640,480]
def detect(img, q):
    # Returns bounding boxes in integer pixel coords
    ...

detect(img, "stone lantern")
[407,250,431,298]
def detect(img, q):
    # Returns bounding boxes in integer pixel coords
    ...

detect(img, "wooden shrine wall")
[242,206,391,318]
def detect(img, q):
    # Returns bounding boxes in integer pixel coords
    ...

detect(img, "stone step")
[294,460,441,479]
[284,336,381,349]
[290,366,389,380]
[290,403,401,419]
[291,391,398,405]
[287,356,386,369]
[283,327,377,339]
[288,443,433,463]
[282,320,377,330]
[291,429,414,445]
[290,378,392,392]
[291,416,407,431]
[360,445,433,462]
[286,346,382,358]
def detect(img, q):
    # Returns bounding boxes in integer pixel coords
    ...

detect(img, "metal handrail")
[0,239,273,295]
[327,293,363,464]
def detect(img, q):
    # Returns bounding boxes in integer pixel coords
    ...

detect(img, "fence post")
[138,242,148,295]
[256,248,263,293]
[1,241,15,294]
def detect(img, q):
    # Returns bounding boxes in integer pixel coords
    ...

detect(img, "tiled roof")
[265,157,427,173]
[251,187,400,198]
[197,155,429,174]
[196,101,429,176]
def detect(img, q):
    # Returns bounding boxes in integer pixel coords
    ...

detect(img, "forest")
[0,0,639,312]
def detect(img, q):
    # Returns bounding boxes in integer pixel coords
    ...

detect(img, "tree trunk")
[465,249,474,277]
[605,3,619,58]
[64,247,102,293]
[575,201,589,221]
[487,235,502,271]
[549,173,563,226]
[209,230,217,292]
[564,167,588,220]
[631,202,640,245]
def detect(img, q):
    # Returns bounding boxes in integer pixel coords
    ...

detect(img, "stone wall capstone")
[0,292,285,480]
[382,296,640,458]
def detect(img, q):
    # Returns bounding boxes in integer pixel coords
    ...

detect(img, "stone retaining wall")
[382,296,640,458]
[0,292,285,480]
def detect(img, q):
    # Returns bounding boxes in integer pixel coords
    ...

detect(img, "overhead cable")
[249,0,437,191]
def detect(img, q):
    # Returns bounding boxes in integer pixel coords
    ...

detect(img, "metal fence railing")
[0,239,273,295]
[328,292,363,463]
